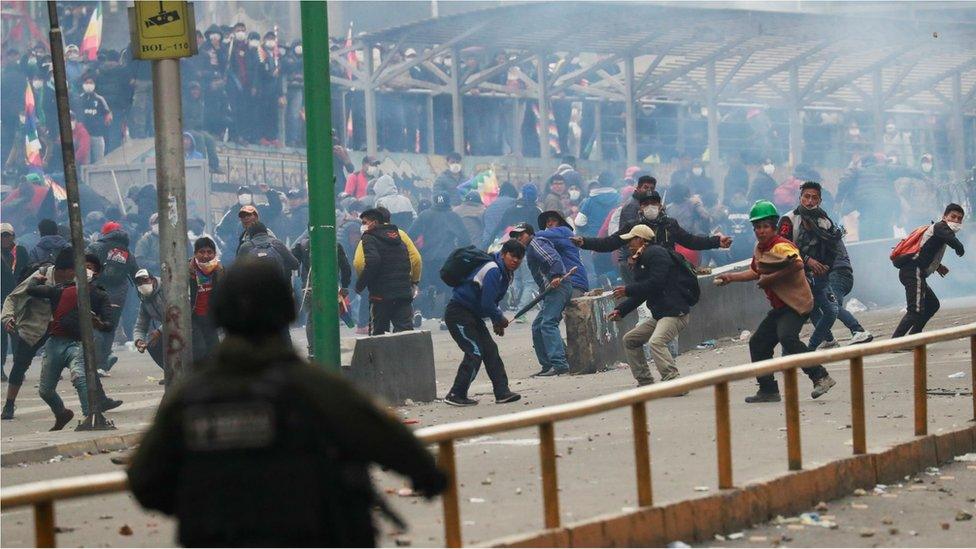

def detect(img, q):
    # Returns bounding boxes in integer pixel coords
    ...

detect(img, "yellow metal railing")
[3,324,975,547]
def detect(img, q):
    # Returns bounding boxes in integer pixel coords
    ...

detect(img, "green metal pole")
[301,0,339,369]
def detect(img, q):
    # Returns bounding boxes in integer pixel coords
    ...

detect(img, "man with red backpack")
[891,204,965,338]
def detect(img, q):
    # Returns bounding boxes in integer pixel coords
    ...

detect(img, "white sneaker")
[817,340,840,350]
[849,331,874,345]
[96,369,112,378]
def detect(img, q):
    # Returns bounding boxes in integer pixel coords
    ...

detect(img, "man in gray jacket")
[2,262,57,419]
[133,269,165,374]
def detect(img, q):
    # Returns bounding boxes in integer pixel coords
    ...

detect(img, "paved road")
[1,300,973,547]
[697,456,976,547]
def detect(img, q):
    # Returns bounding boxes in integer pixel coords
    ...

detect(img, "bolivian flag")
[23,84,42,168]
[81,4,102,61]
[457,168,499,206]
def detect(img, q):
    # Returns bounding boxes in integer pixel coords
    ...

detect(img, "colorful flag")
[457,168,499,206]
[344,22,356,80]
[24,115,43,168]
[23,82,35,117]
[532,102,561,155]
[81,4,102,61]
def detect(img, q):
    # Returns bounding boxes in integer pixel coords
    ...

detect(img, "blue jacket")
[530,226,589,291]
[450,253,511,324]
[575,189,620,237]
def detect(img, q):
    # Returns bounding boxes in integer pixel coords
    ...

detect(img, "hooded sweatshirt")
[575,188,620,237]
[373,175,416,228]
[29,234,70,268]
[86,229,139,289]
[134,283,165,343]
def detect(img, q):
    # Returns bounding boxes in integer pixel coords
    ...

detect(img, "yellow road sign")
[130,1,196,60]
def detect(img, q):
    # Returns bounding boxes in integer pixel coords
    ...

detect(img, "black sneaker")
[413,311,423,328]
[744,391,781,404]
[536,369,558,377]
[1,402,14,420]
[51,409,74,431]
[444,394,478,407]
[495,392,522,404]
[100,398,124,412]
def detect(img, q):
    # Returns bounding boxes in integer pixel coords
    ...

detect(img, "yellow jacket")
[353,229,422,284]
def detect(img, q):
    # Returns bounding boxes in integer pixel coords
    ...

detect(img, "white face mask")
[692,167,703,176]
[82,83,95,93]
[360,223,370,234]
[366,165,379,177]
[238,194,252,205]
[762,163,775,176]
[235,31,247,41]
[921,162,932,173]
[198,258,219,269]
[885,124,896,134]
[294,46,302,56]
[86,269,95,282]
[70,121,77,130]
[849,128,860,137]
[642,205,660,220]
[568,189,581,201]
[137,283,154,296]
[32,79,44,89]
[947,221,962,233]
[449,163,462,174]
[249,40,261,48]
[264,41,277,49]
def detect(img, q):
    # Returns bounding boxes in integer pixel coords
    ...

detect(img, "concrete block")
[874,442,920,484]
[567,519,605,547]
[916,436,938,469]
[724,485,769,530]
[631,507,666,547]
[344,330,436,404]
[661,500,696,543]
[564,293,636,374]
[951,428,973,456]
[689,494,727,541]
[93,436,127,453]
[934,432,956,464]
[494,528,569,548]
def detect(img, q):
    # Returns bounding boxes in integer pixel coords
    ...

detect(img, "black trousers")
[369,298,413,335]
[7,334,48,387]
[192,314,220,362]
[892,267,940,338]
[749,307,829,393]
[445,301,511,399]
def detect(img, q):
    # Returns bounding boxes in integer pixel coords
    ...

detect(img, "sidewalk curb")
[1,432,143,468]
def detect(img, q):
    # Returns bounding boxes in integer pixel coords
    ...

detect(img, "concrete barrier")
[486,425,976,548]
[343,330,437,405]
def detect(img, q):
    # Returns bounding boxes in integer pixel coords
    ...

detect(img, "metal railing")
[2,324,975,547]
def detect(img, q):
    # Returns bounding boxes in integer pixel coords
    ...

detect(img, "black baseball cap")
[636,190,662,204]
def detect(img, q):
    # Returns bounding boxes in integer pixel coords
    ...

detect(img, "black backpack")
[245,240,285,274]
[440,246,493,287]
[666,249,701,306]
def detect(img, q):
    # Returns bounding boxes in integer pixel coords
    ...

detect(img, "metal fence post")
[34,501,55,547]
[539,422,561,528]
[631,402,653,506]
[437,440,461,547]
[784,368,802,470]
[914,345,927,436]
[850,357,866,454]
[715,382,733,488]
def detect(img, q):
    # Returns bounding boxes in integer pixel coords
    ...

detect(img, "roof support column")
[450,48,465,154]
[788,65,803,166]
[426,94,436,153]
[512,98,523,156]
[950,72,966,178]
[536,55,551,174]
[872,69,885,153]
[706,60,720,175]
[592,101,603,161]
[364,44,378,156]
[624,55,638,167]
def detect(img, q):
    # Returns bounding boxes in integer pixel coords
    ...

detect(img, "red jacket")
[343,170,369,198]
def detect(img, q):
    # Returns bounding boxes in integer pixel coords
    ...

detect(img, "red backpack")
[889,224,929,263]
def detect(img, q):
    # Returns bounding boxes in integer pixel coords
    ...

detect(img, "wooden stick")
[34,500,55,548]
[437,440,462,547]
[539,422,561,528]
[914,345,927,436]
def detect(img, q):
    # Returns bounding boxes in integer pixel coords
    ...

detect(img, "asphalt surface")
[1,300,974,548]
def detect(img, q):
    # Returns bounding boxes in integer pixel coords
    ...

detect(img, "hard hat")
[749,200,779,222]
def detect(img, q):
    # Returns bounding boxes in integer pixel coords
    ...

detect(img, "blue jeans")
[807,275,838,350]
[512,263,536,311]
[531,283,575,373]
[811,268,865,342]
[38,336,90,416]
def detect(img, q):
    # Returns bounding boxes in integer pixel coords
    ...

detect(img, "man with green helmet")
[715,200,836,403]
